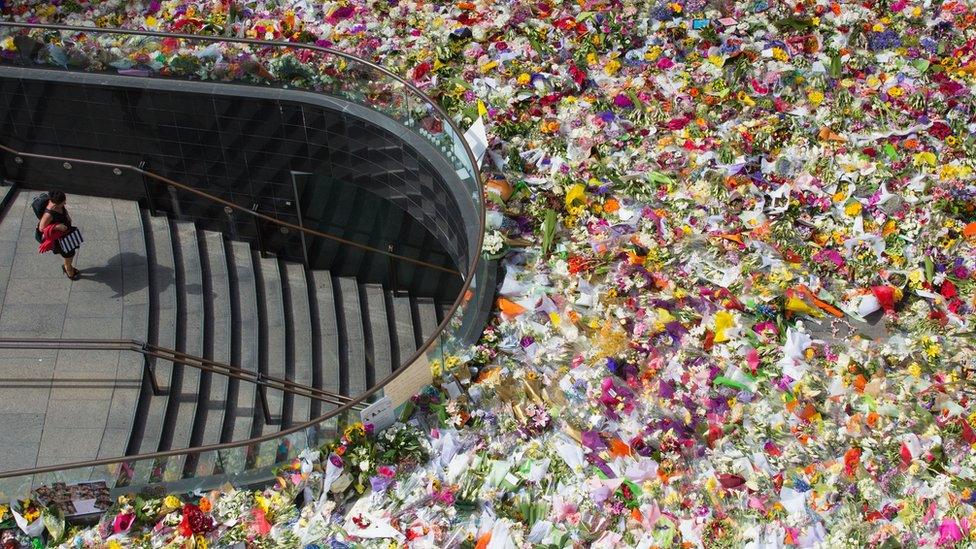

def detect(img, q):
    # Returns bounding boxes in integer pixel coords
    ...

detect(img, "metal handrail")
[0,143,459,276]
[0,337,356,408]
[0,22,486,481]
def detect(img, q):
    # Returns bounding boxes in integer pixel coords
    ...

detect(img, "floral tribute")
[2,0,976,546]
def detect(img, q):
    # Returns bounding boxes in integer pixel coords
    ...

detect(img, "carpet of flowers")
[2,0,976,547]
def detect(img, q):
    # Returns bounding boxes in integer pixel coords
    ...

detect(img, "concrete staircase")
[0,187,451,475]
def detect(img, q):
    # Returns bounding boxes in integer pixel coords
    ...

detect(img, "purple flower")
[613,94,634,109]
[370,475,395,492]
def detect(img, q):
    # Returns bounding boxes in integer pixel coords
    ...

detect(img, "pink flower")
[938,519,963,546]
[251,508,272,536]
[656,57,674,70]
[667,117,690,130]
[112,512,135,534]
[553,496,580,524]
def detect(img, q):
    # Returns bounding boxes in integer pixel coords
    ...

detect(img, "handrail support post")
[251,203,268,258]
[143,353,163,396]
[138,160,157,217]
[256,375,278,425]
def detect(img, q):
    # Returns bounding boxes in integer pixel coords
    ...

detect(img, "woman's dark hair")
[48,190,66,204]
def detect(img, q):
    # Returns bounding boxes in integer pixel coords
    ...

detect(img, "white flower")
[483,231,505,255]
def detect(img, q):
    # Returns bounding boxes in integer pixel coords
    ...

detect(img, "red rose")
[179,504,213,537]
[928,121,952,140]
[412,62,431,81]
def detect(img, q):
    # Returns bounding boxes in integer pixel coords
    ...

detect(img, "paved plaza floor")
[0,190,147,471]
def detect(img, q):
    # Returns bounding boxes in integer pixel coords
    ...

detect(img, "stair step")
[389,294,419,367]
[255,254,286,435]
[362,284,393,385]
[162,220,204,479]
[226,241,258,444]
[191,231,231,476]
[414,297,439,344]
[310,270,341,412]
[282,262,313,426]
[335,277,367,396]
[100,200,149,459]
[129,212,177,484]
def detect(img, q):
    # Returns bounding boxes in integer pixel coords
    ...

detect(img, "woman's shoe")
[62,265,81,280]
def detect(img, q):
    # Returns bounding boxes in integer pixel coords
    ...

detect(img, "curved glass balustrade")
[0,22,490,500]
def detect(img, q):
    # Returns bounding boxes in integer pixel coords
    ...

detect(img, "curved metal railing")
[0,21,489,496]
[0,142,460,275]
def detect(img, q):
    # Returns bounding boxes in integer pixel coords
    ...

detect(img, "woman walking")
[37,190,81,280]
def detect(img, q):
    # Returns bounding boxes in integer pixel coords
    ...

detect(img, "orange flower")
[603,198,620,213]
[497,298,526,317]
[609,438,632,458]
[198,497,212,513]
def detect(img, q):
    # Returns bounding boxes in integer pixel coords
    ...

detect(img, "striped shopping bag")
[57,227,84,254]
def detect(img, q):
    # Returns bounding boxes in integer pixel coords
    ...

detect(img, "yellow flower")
[604,59,622,76]
[737,91,756,107]
[196,535,209,549]
[255,494,270,515]
[163,495,181,509]
[108,542,123,549]
[430,359,442,377]
[713,310,734,343]
[517,73,530,86]
[145,15,158,27]
[844,201,862,217]
[770,48,789,62]
[564,184,586,210]
[888,86,904,97]
[906,362,922,378]
[644,46,662,61]
[913,151,937,167]
[807,90,824,106]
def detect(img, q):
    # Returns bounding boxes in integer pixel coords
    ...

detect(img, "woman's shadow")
[80,252,174,298]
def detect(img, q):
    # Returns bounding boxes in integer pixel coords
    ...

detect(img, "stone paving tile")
[60,316,123,339]
[0,348,59,361]
[0,305,66,337]
[43,399,110,430]
[3,277,73,306]
[49,384,117,401]
[96,428,130,459]
[0,388,51,413]
[0,413,43,470]
[54,350,120,376]
[8,252,70,279]
[35,427,103,466]
[0,357,56,380]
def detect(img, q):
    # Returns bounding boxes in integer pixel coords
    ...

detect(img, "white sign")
[359,396,396,432]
